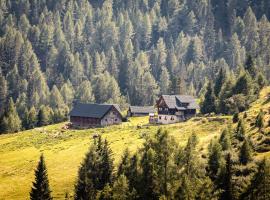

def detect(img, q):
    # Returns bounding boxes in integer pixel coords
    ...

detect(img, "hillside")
[0,87,269,199]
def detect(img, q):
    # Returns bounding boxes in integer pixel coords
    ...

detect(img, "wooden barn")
[127,106,156,117]
[156,95,199,124]
[70,103,122,128]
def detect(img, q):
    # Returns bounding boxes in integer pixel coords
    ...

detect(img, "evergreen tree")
[0,71,8,116]
[140,147,159,199]
[201,82,216,114]
[255,110,265,130]
[76,80,95,103]
[214,67,226,97]
[37,106,51,127]
[0,98,21,133]
[27,107,37,129]
[235,119,246,141]
[159,66,171,95]
[208,141,224,180]
[241,158,270,200]
[245,55,257,77]
[219,128,232,151]
[30,154,52,200]
[218,153,234,200]
[50,85,64,109]
[239,139,252,165]
[233,112,239,123]
[111,175,135,200]
[74,137,114,199]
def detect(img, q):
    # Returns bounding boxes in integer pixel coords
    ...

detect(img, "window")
[105,119,108,122]
[115,118,118,122]
[171,117,174,120]
[159,116,162,120]
[165,117,167,120]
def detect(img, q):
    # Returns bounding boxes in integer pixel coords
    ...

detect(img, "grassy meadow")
[0,87,269,199]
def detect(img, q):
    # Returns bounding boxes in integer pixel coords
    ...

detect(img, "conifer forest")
[0,0,270,199]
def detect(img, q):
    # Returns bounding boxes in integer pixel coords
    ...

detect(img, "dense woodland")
[0,0,270,133]
[31,127,270,200]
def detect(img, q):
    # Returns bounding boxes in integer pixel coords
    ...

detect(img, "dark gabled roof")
[129,106,155,114]
[70,103,122,119]
[160,95,199,110]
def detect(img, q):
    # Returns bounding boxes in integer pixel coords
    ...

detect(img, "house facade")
[70,103,122,128]
[156,95,199,124]
[127,106,155,117]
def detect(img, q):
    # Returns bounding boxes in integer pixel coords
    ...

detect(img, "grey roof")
[129,106,155,114]
[70,103,122,119]
[161,95,199,110]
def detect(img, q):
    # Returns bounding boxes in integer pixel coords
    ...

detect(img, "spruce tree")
[0,98,21,133]
[201,82,216,114]
[214,67,226,97]
[111,175,135,200]
[255,110,265,130]
[140,147,159,199]
[27,107,37,129]
[235,119,246,141]
[74,137,114,199]
[232,112,239,123]
[30,154,52,200]
[37,106,51,127]
[208,141,224,180]
[0,71,8,116]
[219,128,232,151]
[241,158,270,200]
[218,153,234,200]
[239,139,252,165]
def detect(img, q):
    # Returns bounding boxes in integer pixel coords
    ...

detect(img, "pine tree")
[201,82,216,114]
[219,128,232,151]
[255,110,265,130]
[208,141,224,180]
[27,107,37,129]
[235,119,246,141]
[140,147,159,199]
[245,55,257,77]
[241,158,270,200]
[50,85,64,109]
[37,106,51,127]
[159,66,171,94]
[76,80,95,103]
[117,149,130,177]
[239,139,252,165]
[30,154,52,200]
[218,153,234,200]
[74,137,114,199]
[214,68,226,97]
[111,175,135,200]
[232,112,239,123]
[0,71,8,116]
[1,98,21,133]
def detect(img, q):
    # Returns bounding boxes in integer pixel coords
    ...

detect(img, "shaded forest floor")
[0,87,269,199]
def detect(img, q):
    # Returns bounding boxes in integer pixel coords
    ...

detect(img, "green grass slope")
[0,87,269,199]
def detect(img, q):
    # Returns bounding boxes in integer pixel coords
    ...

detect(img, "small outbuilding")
[70,103,122,128]
[127,106,156,117]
